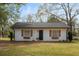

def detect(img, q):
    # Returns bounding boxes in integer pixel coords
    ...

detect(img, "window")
[50,30,61,39]
[21,29,32,39]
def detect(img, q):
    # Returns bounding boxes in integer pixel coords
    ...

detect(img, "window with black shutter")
[50,30,61,39]
[21,29,32,39]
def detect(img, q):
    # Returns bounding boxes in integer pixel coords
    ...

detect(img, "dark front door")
[39,30,43,40]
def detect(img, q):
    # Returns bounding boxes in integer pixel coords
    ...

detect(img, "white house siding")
[14,29,67,41]
[15,29,23,41]
[31,29,39,41]
[59,29,66,41]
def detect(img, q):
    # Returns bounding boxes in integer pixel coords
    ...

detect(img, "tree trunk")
[1,27,4,38]
[9,31,13,41]
[70,25,73,42]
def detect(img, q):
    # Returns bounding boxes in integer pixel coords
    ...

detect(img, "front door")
[39,30,43,40]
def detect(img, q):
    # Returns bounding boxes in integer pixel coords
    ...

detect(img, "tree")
[27,14,33,22]
[48,15,60,22]
[36,4,51,22]
[0,4,9,37]
[0,4,24,38]
[60,3,79,42]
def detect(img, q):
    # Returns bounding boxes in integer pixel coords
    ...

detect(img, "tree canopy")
[0,3,24,37]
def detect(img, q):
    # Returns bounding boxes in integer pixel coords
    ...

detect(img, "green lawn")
[0,38,79,56]
[0,37,10,41]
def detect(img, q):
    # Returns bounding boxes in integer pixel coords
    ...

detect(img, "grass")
[0,37,14,41]
[0,37,10,41]
[0,38,79,56]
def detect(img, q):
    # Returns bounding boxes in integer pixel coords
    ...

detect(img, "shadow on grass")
[0,40,78,45]
[0,37,78,44]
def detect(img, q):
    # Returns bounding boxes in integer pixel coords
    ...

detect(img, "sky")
[18,3,41,22]
[20,3,40,18]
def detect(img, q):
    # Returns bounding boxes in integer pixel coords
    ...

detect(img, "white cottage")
[12,22,68,41]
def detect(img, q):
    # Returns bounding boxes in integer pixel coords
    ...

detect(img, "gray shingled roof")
[12,22,68,29]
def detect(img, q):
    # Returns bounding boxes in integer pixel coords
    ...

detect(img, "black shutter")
[21,29,23,36]
[49,30,51,37]
[31,30,32,36]
[59,30,61,36]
